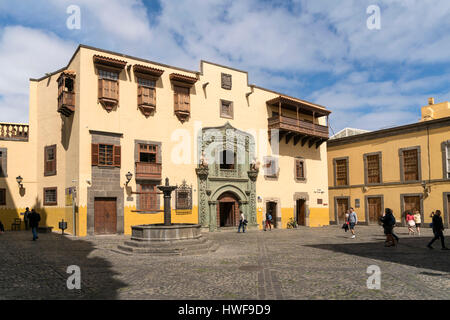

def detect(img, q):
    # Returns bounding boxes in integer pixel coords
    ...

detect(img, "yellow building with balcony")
[0,44,332,235]
[327,98,450,227]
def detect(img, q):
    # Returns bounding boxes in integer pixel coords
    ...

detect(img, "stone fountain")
[118,178,218,256]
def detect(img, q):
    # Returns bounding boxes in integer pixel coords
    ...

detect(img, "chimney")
[428,97,434,105]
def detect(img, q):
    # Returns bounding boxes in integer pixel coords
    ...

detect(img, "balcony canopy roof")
[267,95,331,117]
[133,64,164,78]
[93,55,127,70]
[169,73,198,86]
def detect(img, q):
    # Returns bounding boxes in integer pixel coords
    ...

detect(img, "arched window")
[220,149,235,170]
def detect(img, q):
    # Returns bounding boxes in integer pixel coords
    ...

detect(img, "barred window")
[295,159,305,180]
[176,180,192,210]
[263,156,278,177]
[221,73,232,90]
[447,145,450,178]
[220,100,233,119]
[99,144,114,166]
[366,154,380,184]
[336,159,348,186]
[403,149,419,181]
[44,187,57,206]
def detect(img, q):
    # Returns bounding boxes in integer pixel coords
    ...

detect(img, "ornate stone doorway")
[196,122,259,231]
[217,192,239,227]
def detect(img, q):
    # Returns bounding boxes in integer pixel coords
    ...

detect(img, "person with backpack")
[427,210,449,250]
[264,210,273,231]
[380,208,398,246]
[28,209,41,241]
[0,220,4,233]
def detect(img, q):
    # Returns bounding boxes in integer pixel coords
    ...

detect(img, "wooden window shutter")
[367,154,380,183]
[113,145,121,167]
[184,88,190,107]
[98,79,103,98]
[174,88,179,109]
[52,145,57,175]
[92,143,99,166]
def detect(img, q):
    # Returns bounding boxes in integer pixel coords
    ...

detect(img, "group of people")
[341,207,448,249]
[405,209,422,235]
[380,208,448,250]
[0,207,41,240]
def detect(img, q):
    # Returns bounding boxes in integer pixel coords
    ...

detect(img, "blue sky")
[0,0,449,133]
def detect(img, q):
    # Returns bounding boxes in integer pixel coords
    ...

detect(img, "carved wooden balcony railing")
[135,162,162,180]
[268,115,329,148]
[0,123,29,141]
[57,91,75,116]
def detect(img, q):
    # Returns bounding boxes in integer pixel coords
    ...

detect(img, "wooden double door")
[336,198,349,223]
[94,197,117,234]
[367,197,383,224]
[217,192,239,227]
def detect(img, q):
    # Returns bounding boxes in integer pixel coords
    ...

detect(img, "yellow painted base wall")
[309,208,330,227]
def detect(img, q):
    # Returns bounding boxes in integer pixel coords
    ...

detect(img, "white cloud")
[0,26,75,122]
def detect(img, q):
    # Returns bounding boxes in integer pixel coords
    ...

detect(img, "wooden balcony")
[0,123,29,141]
[135,162,161,180]
[57,91,75,116]
[268,115,329,148]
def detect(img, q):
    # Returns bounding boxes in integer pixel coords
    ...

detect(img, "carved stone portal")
[196,122,258,231]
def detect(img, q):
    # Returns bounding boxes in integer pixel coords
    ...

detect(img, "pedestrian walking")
[348,207,358,239]
[406,211,416,235]
[427,210,449,250]
[264,211,272,231]
[238,210,247,233]
[0,220,4,233]
[342,210,350,232]
[413,209,422,236]
[28,209,41,241]
[380,208,397,247]
[23,207,31,230]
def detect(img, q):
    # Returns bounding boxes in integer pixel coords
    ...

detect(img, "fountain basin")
[131,223,202,242]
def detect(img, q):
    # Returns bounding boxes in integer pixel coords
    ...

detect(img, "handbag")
[243,219,248,225]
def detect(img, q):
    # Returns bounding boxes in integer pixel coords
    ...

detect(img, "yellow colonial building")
[0,45,331,236]
[327,98,450,227]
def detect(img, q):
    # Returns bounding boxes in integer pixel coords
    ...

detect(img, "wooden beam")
[316,139,327,148]
[293,134,303,146]
[309,137,318,148]
[285,132,295,144]
[301,136,310,147]
[279,131,287,141]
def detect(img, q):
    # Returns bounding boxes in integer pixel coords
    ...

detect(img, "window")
[57,72,75,116]
[137,78,156,109]
[0,149,6,177]
[173,85,190,113]
[98,69,119,80]
[446,144,450,179]
[92,143,121,167]
[295,159,305,180]
[263,156,278,177]
[138,184,158,211]
[44,145,57,176]
[176,180,192,210]
[221,73,232,90]
[44,187,57,206]
[97,69,119,111]
[220,150,235,170]
[0,188,5,205]
[220,100,233,119]
[335,158,348,186]
[366,153,381,184]
[139,144,157,163]
[317,198,323,205]
[402,149,419,181]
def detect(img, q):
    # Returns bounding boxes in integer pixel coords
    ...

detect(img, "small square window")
[220,100,233,119]
[221,73,232,90]
[44,187,57,206]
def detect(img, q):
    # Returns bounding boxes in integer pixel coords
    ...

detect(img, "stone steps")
[116,238,219,256]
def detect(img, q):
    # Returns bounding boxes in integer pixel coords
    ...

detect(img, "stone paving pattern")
[0,226,449,299]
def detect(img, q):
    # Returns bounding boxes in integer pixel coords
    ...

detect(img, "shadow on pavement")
[305,237,450,274]
[0,231,126,299]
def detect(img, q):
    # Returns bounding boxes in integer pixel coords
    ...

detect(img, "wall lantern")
[125,171,133,185]
[16,175,23,188]
[421,180,431,194]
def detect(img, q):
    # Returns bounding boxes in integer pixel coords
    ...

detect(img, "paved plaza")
[0,226,449,300]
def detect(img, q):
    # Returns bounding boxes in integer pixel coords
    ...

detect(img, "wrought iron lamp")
[16,175,23,188]
[125,171,133,185]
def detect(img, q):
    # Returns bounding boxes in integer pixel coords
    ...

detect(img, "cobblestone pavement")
[0,226,449,300]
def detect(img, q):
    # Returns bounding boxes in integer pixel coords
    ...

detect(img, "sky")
[0,0,449,134]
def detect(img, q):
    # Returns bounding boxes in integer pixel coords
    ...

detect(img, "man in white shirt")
[348,207,358,239]
[238,210,246,233]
